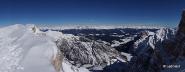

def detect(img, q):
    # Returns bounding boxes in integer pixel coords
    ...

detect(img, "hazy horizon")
[0,0,185,27]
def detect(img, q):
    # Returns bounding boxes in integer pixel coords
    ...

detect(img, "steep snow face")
[0,24,89,72]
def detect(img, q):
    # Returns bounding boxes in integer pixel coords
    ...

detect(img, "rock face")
[174,10,185,58]
[56,34,126,69]
[161,10,185,72]
[163,10,185,61]
[177,10,185,34]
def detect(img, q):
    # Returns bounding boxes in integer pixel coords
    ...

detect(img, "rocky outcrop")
[52,50,63,72]
[174,10,185,58]
[177,10,185,34]
[163,10,185,61]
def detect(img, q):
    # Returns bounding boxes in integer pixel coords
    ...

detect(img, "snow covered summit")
[0,24,89,72]
[0,24,60,72]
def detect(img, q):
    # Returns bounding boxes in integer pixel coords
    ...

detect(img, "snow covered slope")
[0,24,89,72]
[0,24,56,72]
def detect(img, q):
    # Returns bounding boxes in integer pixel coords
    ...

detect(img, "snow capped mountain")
[128,11,185,72]
[0,24,57,72]
[127,28,175,72]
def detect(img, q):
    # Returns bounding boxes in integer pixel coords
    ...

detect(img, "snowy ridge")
[0,24,89,72]
[0,24,57,72]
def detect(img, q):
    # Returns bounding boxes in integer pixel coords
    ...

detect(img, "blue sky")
[0,0,185,27]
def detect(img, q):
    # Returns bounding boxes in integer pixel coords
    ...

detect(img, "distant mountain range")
[39,24,168,30]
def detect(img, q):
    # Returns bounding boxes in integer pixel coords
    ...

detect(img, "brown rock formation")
[52,50,63,72]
